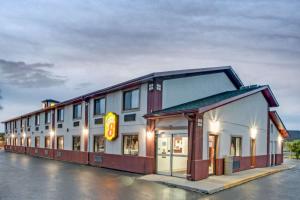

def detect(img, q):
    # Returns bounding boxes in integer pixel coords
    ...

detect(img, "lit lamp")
[23,132,26,138]
[11,134,15,138]
[250,127,258,139]
[50,130,55,138]
[147,130,154,139]
[210,120,220,133]
[82,128,88,136]
[278,135,283,143]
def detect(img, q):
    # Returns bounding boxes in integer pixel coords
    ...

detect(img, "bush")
[287,140,300,159]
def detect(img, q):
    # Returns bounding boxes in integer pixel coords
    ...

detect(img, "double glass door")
[156,133,188,178]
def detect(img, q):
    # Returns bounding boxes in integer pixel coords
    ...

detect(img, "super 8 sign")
[104,112,119,141]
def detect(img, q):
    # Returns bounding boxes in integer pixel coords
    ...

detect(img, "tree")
[287,140,300,159]
[0,133,4,142]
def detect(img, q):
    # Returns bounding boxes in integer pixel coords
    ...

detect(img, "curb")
[218,165,295,194]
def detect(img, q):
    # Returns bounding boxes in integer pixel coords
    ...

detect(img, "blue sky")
[0,0,299,131]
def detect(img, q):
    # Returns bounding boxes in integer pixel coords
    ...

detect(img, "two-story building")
[2,66,288,181]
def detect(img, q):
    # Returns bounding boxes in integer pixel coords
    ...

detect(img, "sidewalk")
[139,164,295,194]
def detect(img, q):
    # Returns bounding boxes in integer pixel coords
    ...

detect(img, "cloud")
[0,59,67,88]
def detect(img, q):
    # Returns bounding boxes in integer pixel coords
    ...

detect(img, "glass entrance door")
[157,134,172,176]
[156,133,188,178]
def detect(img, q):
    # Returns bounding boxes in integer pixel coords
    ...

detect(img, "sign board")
[104,112,119,141]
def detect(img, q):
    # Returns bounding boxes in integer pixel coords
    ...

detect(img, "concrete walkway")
[139,164,295,194]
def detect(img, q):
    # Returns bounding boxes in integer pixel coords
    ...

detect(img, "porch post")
[187,113,208,181]
[145,119,156,174]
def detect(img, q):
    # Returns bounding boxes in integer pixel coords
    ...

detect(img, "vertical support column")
[267,109,270,167]
[84,100,89,152]
[187,113,208,181]
[51,109,55,150]
[145,79,163,174]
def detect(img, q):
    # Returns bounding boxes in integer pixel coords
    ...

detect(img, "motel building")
[2,66,288,181]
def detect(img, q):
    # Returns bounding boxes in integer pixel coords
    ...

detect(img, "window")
[35,136,40,148]
[20,138,24,146]
[230,137,242,156]
[73,104,82,119]
[27,137,31,147]
[123,135,139,156]
[45,136,50,148]
[123,89,140,111]
[72,136,81,151]
[27,117,30,127]
[94,135,105,152]
[57,136,64,150]
[57,108,64,122]
[94,98,106,115]
[13,121,17,129]
[35,115,40,126]
[45,111,51,124]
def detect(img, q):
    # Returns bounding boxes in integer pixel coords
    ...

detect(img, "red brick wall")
[89,152,155,174]
[275,154,283,165]
[54,149,89,164]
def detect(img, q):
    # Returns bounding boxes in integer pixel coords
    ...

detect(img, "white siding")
[88,83,148,156]
[162,72,236,108]
[203,92,269,160]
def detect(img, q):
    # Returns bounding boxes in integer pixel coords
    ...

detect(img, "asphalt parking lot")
[0,151,299,200]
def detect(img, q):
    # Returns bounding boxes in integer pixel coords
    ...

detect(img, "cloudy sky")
[0,0,299,131]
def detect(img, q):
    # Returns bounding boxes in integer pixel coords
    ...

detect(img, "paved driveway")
[0,151,299,200]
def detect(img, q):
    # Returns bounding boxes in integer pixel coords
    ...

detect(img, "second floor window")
[35,115,40,126]
[123,89,140,111]
[45,112,51,124]
[73,104,82,119]
[27,117,30,127]
[94,98,106,115]
[57,108,64,122]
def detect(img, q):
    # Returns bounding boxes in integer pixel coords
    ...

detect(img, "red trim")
[89,152,155,174]
[269,111,288,138]
[267,109,271,166]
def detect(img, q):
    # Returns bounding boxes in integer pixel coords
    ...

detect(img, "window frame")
[72,136,81,151]
[27,117,30,127]
[45,111,51,124]
[93,135,105,153]
[45,136,51,148]
[35,136,40,148]
[122,88,141,112]
[35,114,40,126]
[93,97,106,116]
[57,136,64,150]
[122,134,139,156]
[57,108,64,122]
[230,136,242,157]
[73,103,82,120]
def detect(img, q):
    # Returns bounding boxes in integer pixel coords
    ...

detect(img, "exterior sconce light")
[23,132,26,138]
[50,130,55,137]
[250,127,258,139]
[210,120,220,133]
[82,128,88,135]
[11,134,15,138]
[278,135,283,143]
[147,130,154,139]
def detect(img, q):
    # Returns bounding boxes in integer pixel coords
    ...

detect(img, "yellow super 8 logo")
[104,112,118,141]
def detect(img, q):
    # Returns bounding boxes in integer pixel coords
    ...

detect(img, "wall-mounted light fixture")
[278,135,283,143]
[50,130,55,137]
[210,120,220,133]
[23,132,26,138]
[250,127,258,139]
[147,130,154,139]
